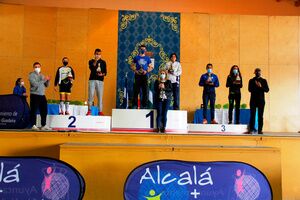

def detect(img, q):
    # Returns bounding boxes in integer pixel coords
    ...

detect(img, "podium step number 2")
[36,115,111,132]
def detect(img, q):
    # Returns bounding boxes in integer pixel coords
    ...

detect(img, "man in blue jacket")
[199,63,220,124]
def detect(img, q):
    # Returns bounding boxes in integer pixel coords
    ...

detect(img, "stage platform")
[0,129,299,199]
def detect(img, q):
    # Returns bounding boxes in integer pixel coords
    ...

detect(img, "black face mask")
[63,61,68,66]
[255,72,261,78]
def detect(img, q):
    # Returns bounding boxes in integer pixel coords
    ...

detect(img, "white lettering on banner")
[0,163,20,183]
[1,118,16,123]
[0,112,13,117]
[140,165,213,186]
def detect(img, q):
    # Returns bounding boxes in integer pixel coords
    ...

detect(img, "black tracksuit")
[248,76,269,133]
[226,75,243,124]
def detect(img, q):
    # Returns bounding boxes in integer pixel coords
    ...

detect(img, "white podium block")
[188,123,248,134]
[111,109,187,133]
[37,115,111,132]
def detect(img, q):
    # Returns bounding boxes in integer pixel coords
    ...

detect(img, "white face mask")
[34,67,41,73]
[160,74,166,79]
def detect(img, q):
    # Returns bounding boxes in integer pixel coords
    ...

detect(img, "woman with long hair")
[154,69,172,133]
[226,65,243,124]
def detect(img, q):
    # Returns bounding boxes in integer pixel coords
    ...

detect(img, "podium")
[111,109,188,133]
[188,123,249,134]
[37,115,111,132]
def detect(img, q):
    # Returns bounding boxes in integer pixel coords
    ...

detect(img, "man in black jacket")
[248,68,269,134]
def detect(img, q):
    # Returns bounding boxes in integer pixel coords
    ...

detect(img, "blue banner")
[0,94,30,129]
[124,160,272,200]
[0,157,85,199]
[117,11,180,109]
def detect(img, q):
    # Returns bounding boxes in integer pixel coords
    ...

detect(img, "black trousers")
[249,100,265,133]
[228,93,241,124]
[156,99,170,129]
[30,94,48,126]
[202,92,216,120]
[132,75,148,108]
[172,83,179,110]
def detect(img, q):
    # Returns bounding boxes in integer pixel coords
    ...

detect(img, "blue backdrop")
[116,11,180,108]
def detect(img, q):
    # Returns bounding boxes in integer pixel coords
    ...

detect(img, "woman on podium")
[165,53,182,110]
[154,70,172,133]
[226,65,243,124]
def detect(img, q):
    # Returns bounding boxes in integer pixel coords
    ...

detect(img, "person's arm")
[248,79,253,93]
[213,75,220,88]
[130,57,138,74]
[147,58,154,73]
[44,78,50,87]
[13,87,18,95]
[22,87,27,96]
[102,60,107,76]
[226,76,231,88]
[54,68,59,86]
[164,80,173,92]
[239,77,243,88]
[261,79,269,93]
[89,60,95,70]
[173,62,182,76]
[199,75,205,87]
[71,67,75,80]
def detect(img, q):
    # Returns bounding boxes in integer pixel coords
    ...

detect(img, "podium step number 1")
[111,109,188,133]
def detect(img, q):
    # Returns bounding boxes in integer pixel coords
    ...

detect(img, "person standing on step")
[199,63,220,124]
[54,57,75,115]
[226,65,243,124]
[154,69,172,133]
[87,48,107,116]
[165,53,182,110]
[248,68,269,134]
[130,44,154,109]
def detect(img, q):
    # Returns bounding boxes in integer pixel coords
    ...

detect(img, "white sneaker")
[40,126,52,131]
[31,125,39,131]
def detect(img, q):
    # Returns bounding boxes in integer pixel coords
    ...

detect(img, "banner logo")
[0,157,85,199]
[124,160,272,200]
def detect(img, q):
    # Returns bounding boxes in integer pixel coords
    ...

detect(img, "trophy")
[96,63,102,76]
[67,71,73,83]
[169,64,174,74]
[138,66,144,74]
[235,73,241,84]
[207,74,212,83]
[159,90,167,100]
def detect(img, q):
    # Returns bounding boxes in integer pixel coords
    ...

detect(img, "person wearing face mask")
[54,57,75,115]
[13,78,28,98]
[29,62,51,131]
[165,53,182,110]
[154,69,172,133]
[226,65,243,124]
[248,68,269,134]
[199,63,220,124]
[87,48,107,116]
[130,44,154,109]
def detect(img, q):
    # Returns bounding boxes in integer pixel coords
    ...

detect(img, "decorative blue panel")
[117,11,180,108]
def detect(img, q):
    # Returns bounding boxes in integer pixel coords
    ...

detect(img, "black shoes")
[156,127,166,133]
